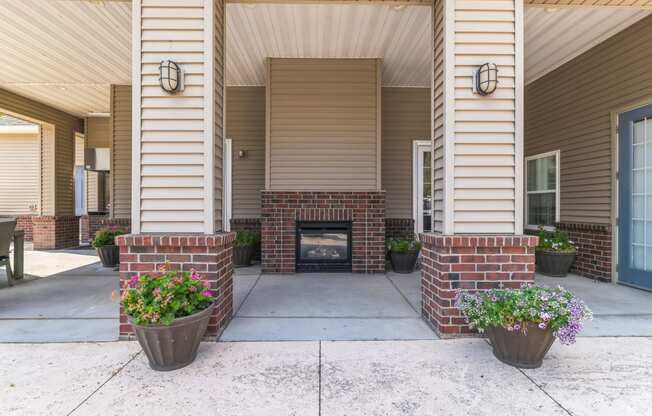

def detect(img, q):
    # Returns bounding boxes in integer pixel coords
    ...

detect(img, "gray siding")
[267,58,381,191]
[525,15,652,225]
[382,87,430,219]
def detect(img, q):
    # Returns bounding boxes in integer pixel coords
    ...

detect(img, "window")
[526,151,560,229]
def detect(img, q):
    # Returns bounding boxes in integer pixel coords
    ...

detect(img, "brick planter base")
[15,215,34,241]
[420,234,538,337]
[81,214,131,243]
[32,216,79,250]
[261,191,385,273]
[116,233,235,339]
[556,223,612,281]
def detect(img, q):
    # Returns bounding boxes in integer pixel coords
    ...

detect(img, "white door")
[223,138,232,231]
[413,141,433,234]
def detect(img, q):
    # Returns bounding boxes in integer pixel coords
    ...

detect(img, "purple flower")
[128,275,139,288]
[513,323,521,331]
[202,290,213,298]
[538,322,547,330]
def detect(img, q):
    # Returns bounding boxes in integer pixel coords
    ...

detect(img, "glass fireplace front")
[296,222,352,272]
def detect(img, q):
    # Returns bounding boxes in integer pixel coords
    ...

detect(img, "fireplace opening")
[296,221,352,272]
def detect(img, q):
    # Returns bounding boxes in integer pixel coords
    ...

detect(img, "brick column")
[116,233,235,339]
[32,216,79,250]
[420,234,538,337]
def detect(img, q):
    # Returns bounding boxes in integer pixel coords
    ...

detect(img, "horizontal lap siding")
[382,87,430,219]
[228,87,265,219]
[111,85,132,220]
[268,58,380,191]
[138,0,207,233]
[0,133,40,215]
[214,0,225,231]
[433,0,445,232]
[0,88,82,216]
[86,117,110,212]
[525,15,652,225]
[453,0,518,234]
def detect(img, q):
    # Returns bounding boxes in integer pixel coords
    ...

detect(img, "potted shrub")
[536,226,576,277]
[233,230,260,267]
[387,238,421,273]
[121,266,216,371]
[92,227,126,267]
[456,285,592,368]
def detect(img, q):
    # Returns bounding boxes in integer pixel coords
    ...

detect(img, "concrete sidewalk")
[2,337,651,416]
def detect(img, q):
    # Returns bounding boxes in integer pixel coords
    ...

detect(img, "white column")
[433,0,524,235]
[132,0,225,234]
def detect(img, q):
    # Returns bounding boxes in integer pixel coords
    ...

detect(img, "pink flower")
[153,287,162,298]
[190,270,201,280]
[202,281,210,289]
[128,275,139,288]
[202,290,213,298]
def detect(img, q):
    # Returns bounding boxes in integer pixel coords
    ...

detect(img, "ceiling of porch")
[0,1,649,116]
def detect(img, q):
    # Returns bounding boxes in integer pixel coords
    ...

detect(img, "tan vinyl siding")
[110,85,132,220]
[75,133,85,166]
[137,0,215,233]
[86,117,110,212]
[228,87,265,219]
[267,58,381,191]
[0,133,40,215]
[214,0,225,231]
[432,0,444,233]
[525,15,652,225]
[382,88,430,219]
[449,0,520,234]
[0,87,83,216]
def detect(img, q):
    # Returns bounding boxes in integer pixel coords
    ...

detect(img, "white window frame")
[413,140,433,235]
[525,150,560,230]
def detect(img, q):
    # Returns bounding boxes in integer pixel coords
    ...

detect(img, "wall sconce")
[159,60,184,93]
[472,62,498,96]
[238,150,247,159]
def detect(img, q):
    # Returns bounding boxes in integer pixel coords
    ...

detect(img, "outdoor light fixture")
[472,62,499,96]
[159,60,183,93]
[238,150,247,159]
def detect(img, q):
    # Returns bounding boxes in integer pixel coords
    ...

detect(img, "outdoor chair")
[0,218,17,286]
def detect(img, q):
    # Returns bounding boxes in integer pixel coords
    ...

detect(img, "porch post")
[118,0,234,340]
[422,0,537,337]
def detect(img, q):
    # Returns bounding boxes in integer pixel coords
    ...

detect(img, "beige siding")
[228,87,265,219]
[267,58,381,191]
[525,15,652,225]
[0,133,40,215]
[214,0,225,231]
[0,87,83,216]
[445,0,521,234]
[432,0,445,233]
[75,133,85,166]
[110,85,132,220]
[86,117,110,212]
[382,88,430,218]
[135,0,225,234]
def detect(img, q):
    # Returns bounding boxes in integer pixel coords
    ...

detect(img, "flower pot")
[96,245,120,267]
[536,250,575,277]
[486,323,556,369]
[389,250,419,274]
[233,244,256,267]
[129,303,215,371]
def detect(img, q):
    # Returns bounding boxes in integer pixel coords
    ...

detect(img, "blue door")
[619,104,652,290]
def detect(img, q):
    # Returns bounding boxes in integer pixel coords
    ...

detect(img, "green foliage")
[386,238,422,254]
[121,267,215,326]
[536,226,576,253]
[234,229,260,247]
[92,227,126,248]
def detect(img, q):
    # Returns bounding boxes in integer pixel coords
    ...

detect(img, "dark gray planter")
[96,245,120,267]
[129,302,215,371]
[233,244,256,267]
[486,323,556,369]
[536,250,575,277]
[389,250,419,274]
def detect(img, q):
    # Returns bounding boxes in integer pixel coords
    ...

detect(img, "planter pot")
[129,302,215,371]
[389,250,419,274]
[233,244,256,267]
[536,250,576,277]
[96,245,120,267]
[486,323,556,369]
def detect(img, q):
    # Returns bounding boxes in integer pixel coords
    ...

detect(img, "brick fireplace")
[261,191,385,273]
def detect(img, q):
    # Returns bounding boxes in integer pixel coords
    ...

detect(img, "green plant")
[121,266,215,326]
[456,285,592,345]
[92,227,126,248]
[234,229,260,247]
[536,226,576,253]
[386,238,422,253]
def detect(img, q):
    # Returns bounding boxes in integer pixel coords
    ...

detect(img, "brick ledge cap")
[419,233,538,247]
[116,233,236,247]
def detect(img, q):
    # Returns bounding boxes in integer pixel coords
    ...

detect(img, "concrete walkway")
[2,337,651,416]
[222,266,436,341]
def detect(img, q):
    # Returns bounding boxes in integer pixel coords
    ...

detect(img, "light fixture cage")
[475,62,499,96]
[159,60,181,93]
